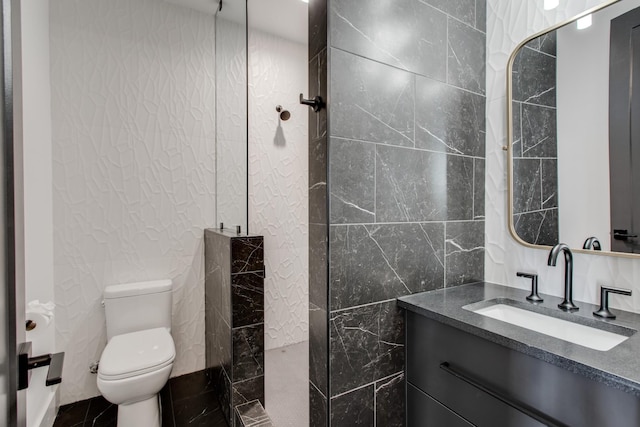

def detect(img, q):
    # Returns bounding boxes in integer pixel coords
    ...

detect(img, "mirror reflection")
[509,0,640,255]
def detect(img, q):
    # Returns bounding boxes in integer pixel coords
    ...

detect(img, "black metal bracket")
[18,342,65,390]
[299,93,324,112]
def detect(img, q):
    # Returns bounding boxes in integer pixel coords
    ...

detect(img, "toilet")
[97,280,175,427]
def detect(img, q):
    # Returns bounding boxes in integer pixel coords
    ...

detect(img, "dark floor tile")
[170,370,216,402]
[53,399,90,427]
[161,383,176,427]
[173,389,227,427]
[85,396,117,427]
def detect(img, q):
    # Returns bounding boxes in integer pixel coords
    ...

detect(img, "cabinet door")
[406,312,640,427]
[407,383,473,427]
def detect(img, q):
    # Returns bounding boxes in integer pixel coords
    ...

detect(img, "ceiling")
[165,0,308,45]
[248,0,308,45]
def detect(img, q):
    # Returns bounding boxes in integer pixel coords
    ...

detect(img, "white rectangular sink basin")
[472,303,629,351]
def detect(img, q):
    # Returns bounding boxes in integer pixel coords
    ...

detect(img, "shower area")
[210,0,310,425]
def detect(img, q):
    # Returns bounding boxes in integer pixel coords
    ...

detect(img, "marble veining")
[313,0,487,423]
[510,28,559,247]
[329,300,404,395]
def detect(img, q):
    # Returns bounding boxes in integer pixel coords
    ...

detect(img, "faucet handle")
[517,272,543,303]
[593,286,632,319]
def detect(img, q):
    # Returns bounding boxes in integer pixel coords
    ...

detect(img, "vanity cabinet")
[406,311,640,427]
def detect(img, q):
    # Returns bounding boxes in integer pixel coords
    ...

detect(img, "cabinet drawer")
[407,382,473,427]
[406,311,640,427]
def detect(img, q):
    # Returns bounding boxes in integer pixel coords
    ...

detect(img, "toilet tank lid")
[104,280,172,299]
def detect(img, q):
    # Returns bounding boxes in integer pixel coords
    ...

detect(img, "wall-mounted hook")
[300,93,324,112]
[276,105,291,121]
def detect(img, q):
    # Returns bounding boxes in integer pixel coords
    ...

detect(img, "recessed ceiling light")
[300,0,309,3]
[544,0,559,10]
[577,14,592,29]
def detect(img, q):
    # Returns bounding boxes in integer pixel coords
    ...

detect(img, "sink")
[469,302,630,351]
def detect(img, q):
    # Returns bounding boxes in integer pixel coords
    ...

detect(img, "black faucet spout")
[548,243,579,311]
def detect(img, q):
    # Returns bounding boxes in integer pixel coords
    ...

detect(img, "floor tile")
[172,389,227,427]
[52,399,90,427]
[85,396,117,427]
[170,370,215,402]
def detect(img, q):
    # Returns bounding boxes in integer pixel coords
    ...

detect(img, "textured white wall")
[51,0,216,404]
[486,0,640,313]
[248,29,309,350]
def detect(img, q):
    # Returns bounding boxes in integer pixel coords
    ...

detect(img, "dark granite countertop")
[397,282,640,397]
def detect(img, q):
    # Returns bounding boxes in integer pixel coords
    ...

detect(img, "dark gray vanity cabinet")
[405,311,640,427]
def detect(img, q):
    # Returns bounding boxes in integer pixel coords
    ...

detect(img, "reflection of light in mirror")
[544,0,559,10]
[577,14,592,29]
[300,0,309,3]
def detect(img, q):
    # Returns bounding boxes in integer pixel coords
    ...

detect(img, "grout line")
[330,219,483,227]
[330,298,397,314]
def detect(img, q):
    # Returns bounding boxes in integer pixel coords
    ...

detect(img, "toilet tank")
[103,279,173,340]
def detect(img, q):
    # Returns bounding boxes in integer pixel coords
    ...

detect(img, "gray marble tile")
[476,0,486,32]
[514,209,559,247]
[542,159,558,209]
[375,373,405,427]
[331,0,447,80]
[415,76,485,157]
[232,272,264,328]
[309,0,327,59]
[231,237,264,274]
[310,383,328,427]
[512,101,522,158]
[376,145,474,222]
[330,138,375,224]
[309,136,327,225]
[330,385,374,427]
[330,222,445,310]
[232,324,264,382]
[513,158,541,214]
[232,376,265,409]
[539,31,557,57]
[329,301,404,395]
[423,0,476,27]
[309,303,328,395]
[309,224,328,310]
[474,158,485,219]
[511,46,556,107]
[331,48,415,147]
[521,103,557,158]
[445,220,485,287]
[219,369,232,423]
[524,36,540,52]
[447,17,486,94]
[309,48,327,142]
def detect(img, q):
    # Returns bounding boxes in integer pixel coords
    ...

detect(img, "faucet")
[583,237,601,251]
[548,243,579,311]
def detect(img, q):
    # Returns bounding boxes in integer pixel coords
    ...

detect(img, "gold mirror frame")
[504,0,640,259]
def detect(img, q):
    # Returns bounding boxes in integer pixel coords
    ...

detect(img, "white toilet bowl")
[97,327,175,427]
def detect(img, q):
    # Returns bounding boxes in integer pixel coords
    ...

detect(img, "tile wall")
[308,0,487,424]
[204,229,265,426]
[511,32,559,246]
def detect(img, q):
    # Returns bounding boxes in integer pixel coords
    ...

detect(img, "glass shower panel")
[215,0,248,233]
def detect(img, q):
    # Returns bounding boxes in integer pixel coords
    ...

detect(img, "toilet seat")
[99,328,175,381]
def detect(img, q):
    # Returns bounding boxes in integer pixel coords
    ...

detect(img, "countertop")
[397,282,640,397]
